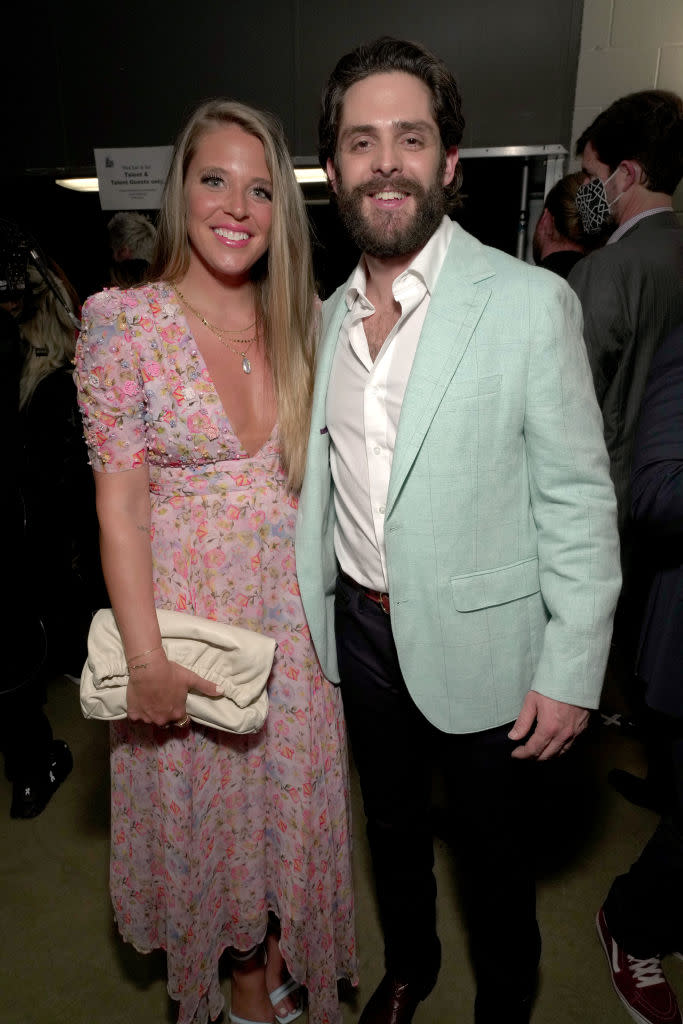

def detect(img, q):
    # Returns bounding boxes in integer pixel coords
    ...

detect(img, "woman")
[75,100,356,1024]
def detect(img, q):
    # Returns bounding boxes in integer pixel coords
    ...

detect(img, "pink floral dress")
[75,282,357,1024]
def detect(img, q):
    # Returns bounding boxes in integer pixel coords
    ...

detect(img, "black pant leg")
[335,574,441,990]
[439,724,541,1021]
[604,719,683,957]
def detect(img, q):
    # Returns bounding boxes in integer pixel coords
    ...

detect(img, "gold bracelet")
[126,644,163,671]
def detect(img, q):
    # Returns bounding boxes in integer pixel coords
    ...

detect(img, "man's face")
[327,71,459,260]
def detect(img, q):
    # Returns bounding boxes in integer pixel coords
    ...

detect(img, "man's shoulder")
[446,221,570,298]
[569,213,683,290]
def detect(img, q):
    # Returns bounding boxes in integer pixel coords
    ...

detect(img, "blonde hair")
[19,264,78,409]
[149,98,316,492]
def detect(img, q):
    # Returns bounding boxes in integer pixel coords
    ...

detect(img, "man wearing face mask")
[568,92,683,554]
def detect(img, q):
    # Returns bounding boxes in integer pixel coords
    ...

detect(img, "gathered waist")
[148,456,285,498]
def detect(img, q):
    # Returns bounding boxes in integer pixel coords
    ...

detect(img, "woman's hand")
[126,649,223,727]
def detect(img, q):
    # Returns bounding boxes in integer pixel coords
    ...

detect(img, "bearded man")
[295,37,621,1024]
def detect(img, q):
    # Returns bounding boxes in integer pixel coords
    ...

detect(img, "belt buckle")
[378,592,390,615]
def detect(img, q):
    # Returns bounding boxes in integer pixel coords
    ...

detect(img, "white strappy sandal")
[268,976,303,1024]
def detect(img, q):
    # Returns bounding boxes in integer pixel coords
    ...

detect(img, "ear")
[537,207,553,240]
[621,159,645,188]
[442,146,459,187]
[326,158,338,195]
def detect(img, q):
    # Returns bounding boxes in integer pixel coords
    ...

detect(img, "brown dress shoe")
[358,973,426,1024]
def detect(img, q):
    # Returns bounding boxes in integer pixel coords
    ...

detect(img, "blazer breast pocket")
[439,374,503,405]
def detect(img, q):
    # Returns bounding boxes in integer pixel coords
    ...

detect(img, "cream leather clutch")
[80,609,275,734]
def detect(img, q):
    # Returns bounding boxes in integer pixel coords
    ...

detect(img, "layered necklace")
[175,286,257,374]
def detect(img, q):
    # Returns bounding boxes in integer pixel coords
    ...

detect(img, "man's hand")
[508,691,589,760]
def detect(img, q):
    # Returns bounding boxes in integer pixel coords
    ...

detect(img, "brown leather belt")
[340,569,390,614]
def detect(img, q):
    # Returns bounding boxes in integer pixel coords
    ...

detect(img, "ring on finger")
[175,714,191,728]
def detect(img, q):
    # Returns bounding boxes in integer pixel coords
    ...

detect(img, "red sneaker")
[596,907,682,1024]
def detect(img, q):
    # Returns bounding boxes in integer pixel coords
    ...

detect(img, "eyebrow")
[339,119,438,142]
[199,164,272,185]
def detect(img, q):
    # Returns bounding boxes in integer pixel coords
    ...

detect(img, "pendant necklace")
[175,285,257,374]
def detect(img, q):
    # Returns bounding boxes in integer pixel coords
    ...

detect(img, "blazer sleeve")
[523,273,622,707]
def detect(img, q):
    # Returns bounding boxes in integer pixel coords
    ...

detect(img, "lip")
[367,189,411,209]
[211,225,252,247]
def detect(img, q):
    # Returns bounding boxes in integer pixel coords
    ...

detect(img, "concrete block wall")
[571,0,683,215]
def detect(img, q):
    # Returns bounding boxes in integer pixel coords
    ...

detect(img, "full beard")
[334,171,448,259]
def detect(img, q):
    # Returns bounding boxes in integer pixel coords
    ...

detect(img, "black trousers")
[335,574,541,1018]
[604,716,683,958]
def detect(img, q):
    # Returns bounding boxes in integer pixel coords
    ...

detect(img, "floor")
[1,675,681,1024]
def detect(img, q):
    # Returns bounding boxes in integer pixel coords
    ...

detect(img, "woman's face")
[183,122,273,284]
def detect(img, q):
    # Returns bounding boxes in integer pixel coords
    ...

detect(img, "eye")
[200,173,223,188]
[350,138,371,152]
[251,184,272,201]
[403,135,422,147]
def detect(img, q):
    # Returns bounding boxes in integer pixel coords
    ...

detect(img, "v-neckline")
[171,290,277,459]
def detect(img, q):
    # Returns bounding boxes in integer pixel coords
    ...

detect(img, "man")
[596,322,683,1024]
[569,91,683,540]
[570,91,683,817]
[296,38,621,1024]
[532,171,600,279]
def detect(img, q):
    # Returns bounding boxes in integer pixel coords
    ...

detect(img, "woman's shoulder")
[81,281,171,325]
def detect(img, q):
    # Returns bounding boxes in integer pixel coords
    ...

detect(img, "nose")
[371,139,401,177]
[222,186,248,219]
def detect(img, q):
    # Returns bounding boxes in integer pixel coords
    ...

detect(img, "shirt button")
[379,505,386,514]
[374,446,381,455]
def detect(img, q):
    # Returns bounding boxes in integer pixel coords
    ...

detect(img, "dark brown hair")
[576,90,683,195]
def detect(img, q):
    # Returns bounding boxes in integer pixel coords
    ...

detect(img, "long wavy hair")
[148,99,317,492]
[19,264,79,409]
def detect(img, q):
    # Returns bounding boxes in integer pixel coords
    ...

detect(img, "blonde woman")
[75,100,356,1024]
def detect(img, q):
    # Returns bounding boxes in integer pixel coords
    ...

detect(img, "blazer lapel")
[387,227,495,514]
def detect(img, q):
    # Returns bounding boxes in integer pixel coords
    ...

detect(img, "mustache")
[352,176,425,197]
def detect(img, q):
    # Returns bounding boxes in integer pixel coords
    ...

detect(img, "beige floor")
[1,675,681,1024]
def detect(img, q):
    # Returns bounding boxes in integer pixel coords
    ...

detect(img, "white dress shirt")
[326,216,453,591]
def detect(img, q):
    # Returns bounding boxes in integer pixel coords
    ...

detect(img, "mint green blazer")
[295,224,621,733]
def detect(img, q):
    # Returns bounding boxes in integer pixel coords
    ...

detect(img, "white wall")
[571,0,683,215]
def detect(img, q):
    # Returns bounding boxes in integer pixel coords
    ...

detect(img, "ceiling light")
[294,167,327,184]
[56,167,328,192]
[56,177,100,192]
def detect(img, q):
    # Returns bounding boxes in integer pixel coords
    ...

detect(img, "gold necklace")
[175,286,257,374]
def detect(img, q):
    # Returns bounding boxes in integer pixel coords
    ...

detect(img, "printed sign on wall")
[94,146,172,210]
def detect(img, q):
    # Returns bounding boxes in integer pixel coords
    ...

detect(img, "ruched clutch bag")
[80,608,275,734]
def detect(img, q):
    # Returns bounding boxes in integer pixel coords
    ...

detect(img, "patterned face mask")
[575,169,622,235]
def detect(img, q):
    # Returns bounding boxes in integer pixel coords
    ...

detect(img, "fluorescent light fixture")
[56,167,327,191]
[294,167,327,184]
[56,177,100,192]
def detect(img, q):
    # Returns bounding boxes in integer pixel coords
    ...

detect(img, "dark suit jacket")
[568,212,683,538]
[631,323,683,718]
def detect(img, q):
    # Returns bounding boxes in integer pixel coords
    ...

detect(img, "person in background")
[296,36,620,1024]
[18,260,104,676]
[570,91,683,813]
[107,210,156,287]
[0,222,74,818]
[532,171,605,279]
[76,99,356,1024]
[596,322,683,1024]
[569,91,683,559]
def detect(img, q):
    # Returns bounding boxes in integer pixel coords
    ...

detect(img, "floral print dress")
[75,282,357,1024]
